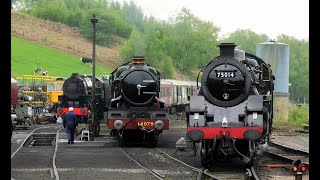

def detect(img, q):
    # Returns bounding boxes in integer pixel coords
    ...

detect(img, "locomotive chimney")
[132,55,146,64]
[218,43,237,57]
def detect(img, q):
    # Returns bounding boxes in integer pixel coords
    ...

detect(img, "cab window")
[56,84,63,91]
[48,84,55,91]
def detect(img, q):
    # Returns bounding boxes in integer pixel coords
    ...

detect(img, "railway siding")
[271,132,309,153]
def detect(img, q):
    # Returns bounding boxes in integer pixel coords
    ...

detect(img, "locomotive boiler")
[107,56,169,147]
[186,43,274,166]
[57,73,110,136]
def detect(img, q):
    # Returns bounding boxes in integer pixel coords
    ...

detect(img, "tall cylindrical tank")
[256,41,290,93]
[11,78,19,108]
[256,41,290,122]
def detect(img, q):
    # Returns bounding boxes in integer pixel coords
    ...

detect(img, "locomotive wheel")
[119,132,125,147]
[96,124,100,136]
[171,107,176,115]
[249,141,255,159]
[110,129,119,136]
[90,124,100,137]
[150,131,158,147]
[200,140,209,167]
[193,142,200,156]
[247,141,257,165]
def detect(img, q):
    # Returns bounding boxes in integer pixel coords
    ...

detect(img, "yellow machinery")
[46,77,65,107]
[12,74,65,108]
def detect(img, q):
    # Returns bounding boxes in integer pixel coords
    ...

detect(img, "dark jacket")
[63,111,78,128]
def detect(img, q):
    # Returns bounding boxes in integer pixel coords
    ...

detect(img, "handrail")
[12,74,58,81]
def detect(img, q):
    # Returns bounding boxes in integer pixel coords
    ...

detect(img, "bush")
[288,105,309,127]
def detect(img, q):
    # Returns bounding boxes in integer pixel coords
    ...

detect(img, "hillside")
[11,11,123,69]
[11,11,188,80]
[11,36,113,77]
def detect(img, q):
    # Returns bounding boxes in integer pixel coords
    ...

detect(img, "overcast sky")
[116,0,309,40]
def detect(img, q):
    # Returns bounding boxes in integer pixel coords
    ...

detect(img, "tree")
[221,29,269,54]
[277,35,309,103]
[20,0,133,46]
[166,8,220,78]
[119,29,146,61]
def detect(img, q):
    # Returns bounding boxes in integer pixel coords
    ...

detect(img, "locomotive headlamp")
[114,120,124,130]
[222,116,228,127]
[155,120,164,130]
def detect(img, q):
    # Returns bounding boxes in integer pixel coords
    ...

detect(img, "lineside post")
[91,14,98,136]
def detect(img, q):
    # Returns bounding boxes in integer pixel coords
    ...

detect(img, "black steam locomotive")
[186,43,274,166]
[57,73,110,136]
[107,56,169,147]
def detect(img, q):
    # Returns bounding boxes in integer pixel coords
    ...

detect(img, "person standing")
[63,107,78,144]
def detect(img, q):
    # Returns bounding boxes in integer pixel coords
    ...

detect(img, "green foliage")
[277,35,309,103]
[167,8,220,76]
[221,29,269,54]
[288,105,309,127]
[122,1,145,32]
[119,29,146,60]
[21,0,133,46]
[144,29,175,78]
[119,8,220,79]
[28,0,69,22]
[11,36,112,77]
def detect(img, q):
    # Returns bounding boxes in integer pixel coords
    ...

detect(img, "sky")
[116,0,309,40]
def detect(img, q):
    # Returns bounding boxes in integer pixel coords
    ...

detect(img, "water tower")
[256,41,290,122]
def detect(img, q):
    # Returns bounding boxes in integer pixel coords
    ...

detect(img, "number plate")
[138,121,155,127]
[216,71,235,78]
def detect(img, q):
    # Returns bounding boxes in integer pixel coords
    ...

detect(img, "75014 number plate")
[216,71,235,78]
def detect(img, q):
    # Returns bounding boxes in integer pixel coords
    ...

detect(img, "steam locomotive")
[107,56,169,147]
[57,73,110,136]
[186,43,274,166]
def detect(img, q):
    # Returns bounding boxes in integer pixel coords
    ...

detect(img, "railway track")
[264,141,309,166]
[204,159,261,180]
[159,147,264,180]
[256,141,309,179]
[120,147,220,180]
[155,148,220,180]
[11,125,63,180]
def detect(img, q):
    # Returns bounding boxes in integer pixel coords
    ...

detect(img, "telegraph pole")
[91,14,98,136]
